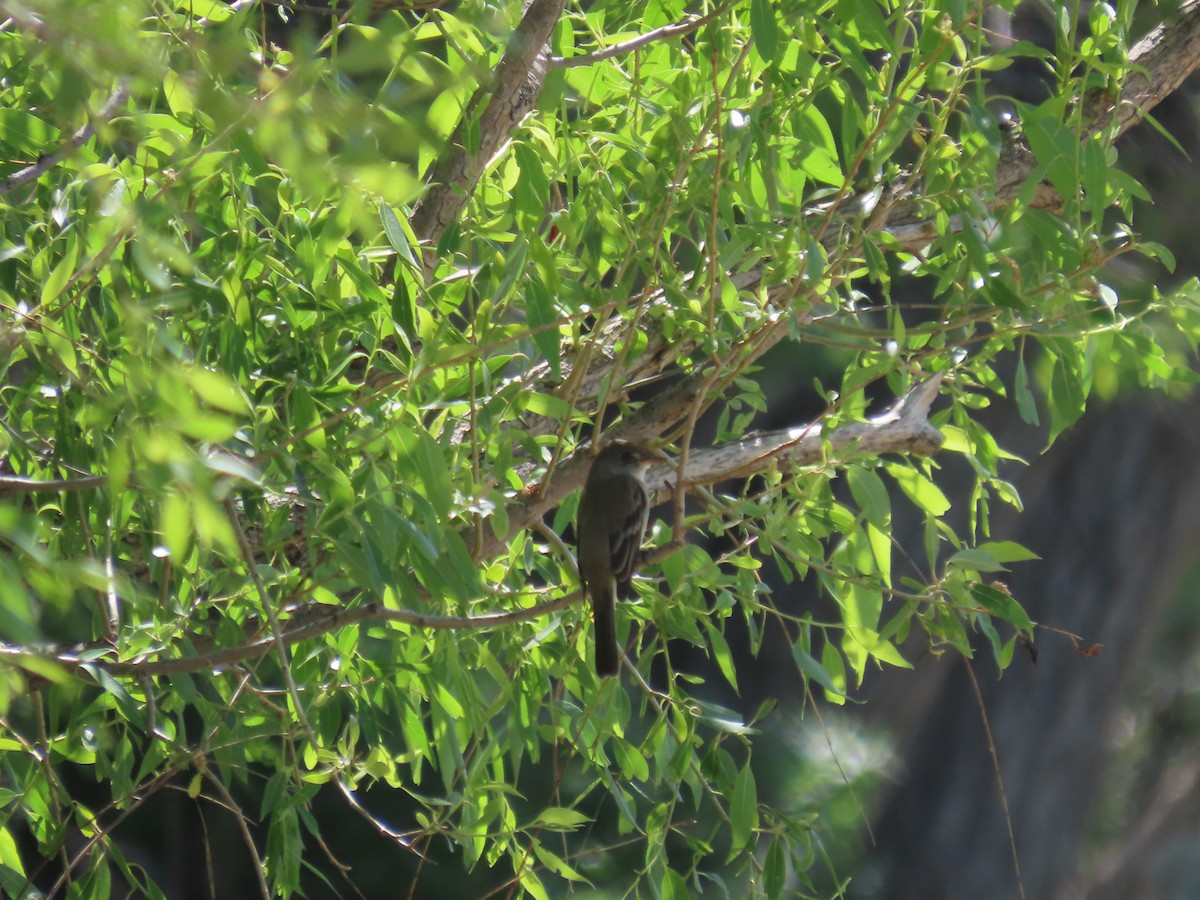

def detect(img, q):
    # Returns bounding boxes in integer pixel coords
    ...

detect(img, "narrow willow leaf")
[750,0,779,62]
[1014,354,1040,426]
[729,763,758,857]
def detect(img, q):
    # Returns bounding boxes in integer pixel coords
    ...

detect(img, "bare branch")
[0,80,130,196]
[646,374,945,493]
[487,375,946,563]
[549,9,722,69]
[0,473,106,494]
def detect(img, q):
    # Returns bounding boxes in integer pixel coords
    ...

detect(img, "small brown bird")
[576,441,654,677]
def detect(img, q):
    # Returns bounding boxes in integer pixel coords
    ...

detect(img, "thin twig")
[549,8,724,69]
[335,779,427,855]
[30,688,72,887]
[224,496,319,750]
[963,657,1027,900]
[46,762,189,898]
[203,767,272,900]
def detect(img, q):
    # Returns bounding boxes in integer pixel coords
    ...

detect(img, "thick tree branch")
[645,374,945,493]
[488,375,946,563]
[409,0,563,265]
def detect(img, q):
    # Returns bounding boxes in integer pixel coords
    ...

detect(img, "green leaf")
[614,738,650,781]
[89,667,147,730]
[180,0,234,21]
[705,621,739,691]
[185,366,248,414]
[866,521,892,587]
[37,324,78,377]
[0,109,60,155]
[750,0,779,62]
[764,837,786,898]
[1014,353,1040,426]
[162,69,195,118]
[512,142,551,227]
[845,580,883,632]
[391,269,417,346]
[1022,99,1080,198]
[820,643,849,705]
[974,540,1040,563]
[793,644,846,699]
[887,464,951,516]
[161,490,192,562]
[0,827,23,880]
[40,241,79,307]
[729,762,758,856]
[535,807,591,831]
[380,203,421,274]
[519,869,551,900]
[1048,348,1087,446]
[525,277,562,379]
[661,868,690,900]
[971,582,1034,633]
[1082,135,1109,223]
[396,427,454,521]
[947,548,1008,573]
[266,807,302,894]
[523,391,570,418]
[290,383,325,449]
[532,841,587,880]
[846,467,891,529]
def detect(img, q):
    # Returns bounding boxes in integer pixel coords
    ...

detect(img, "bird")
[576,440,654,677]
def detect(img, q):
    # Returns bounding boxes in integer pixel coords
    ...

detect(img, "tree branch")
[409,0,564,264]
[487,375,946,564]
[549,9,723,69]
[0,79,129,196]
[0,473,107,495]
[0,377,944,681]
[0,595,577,679]
[645,373,946,493]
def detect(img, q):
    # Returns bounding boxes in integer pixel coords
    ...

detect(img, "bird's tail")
[593,582,619,677]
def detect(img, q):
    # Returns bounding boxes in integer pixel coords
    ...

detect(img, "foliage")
[0,0,1196,897]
